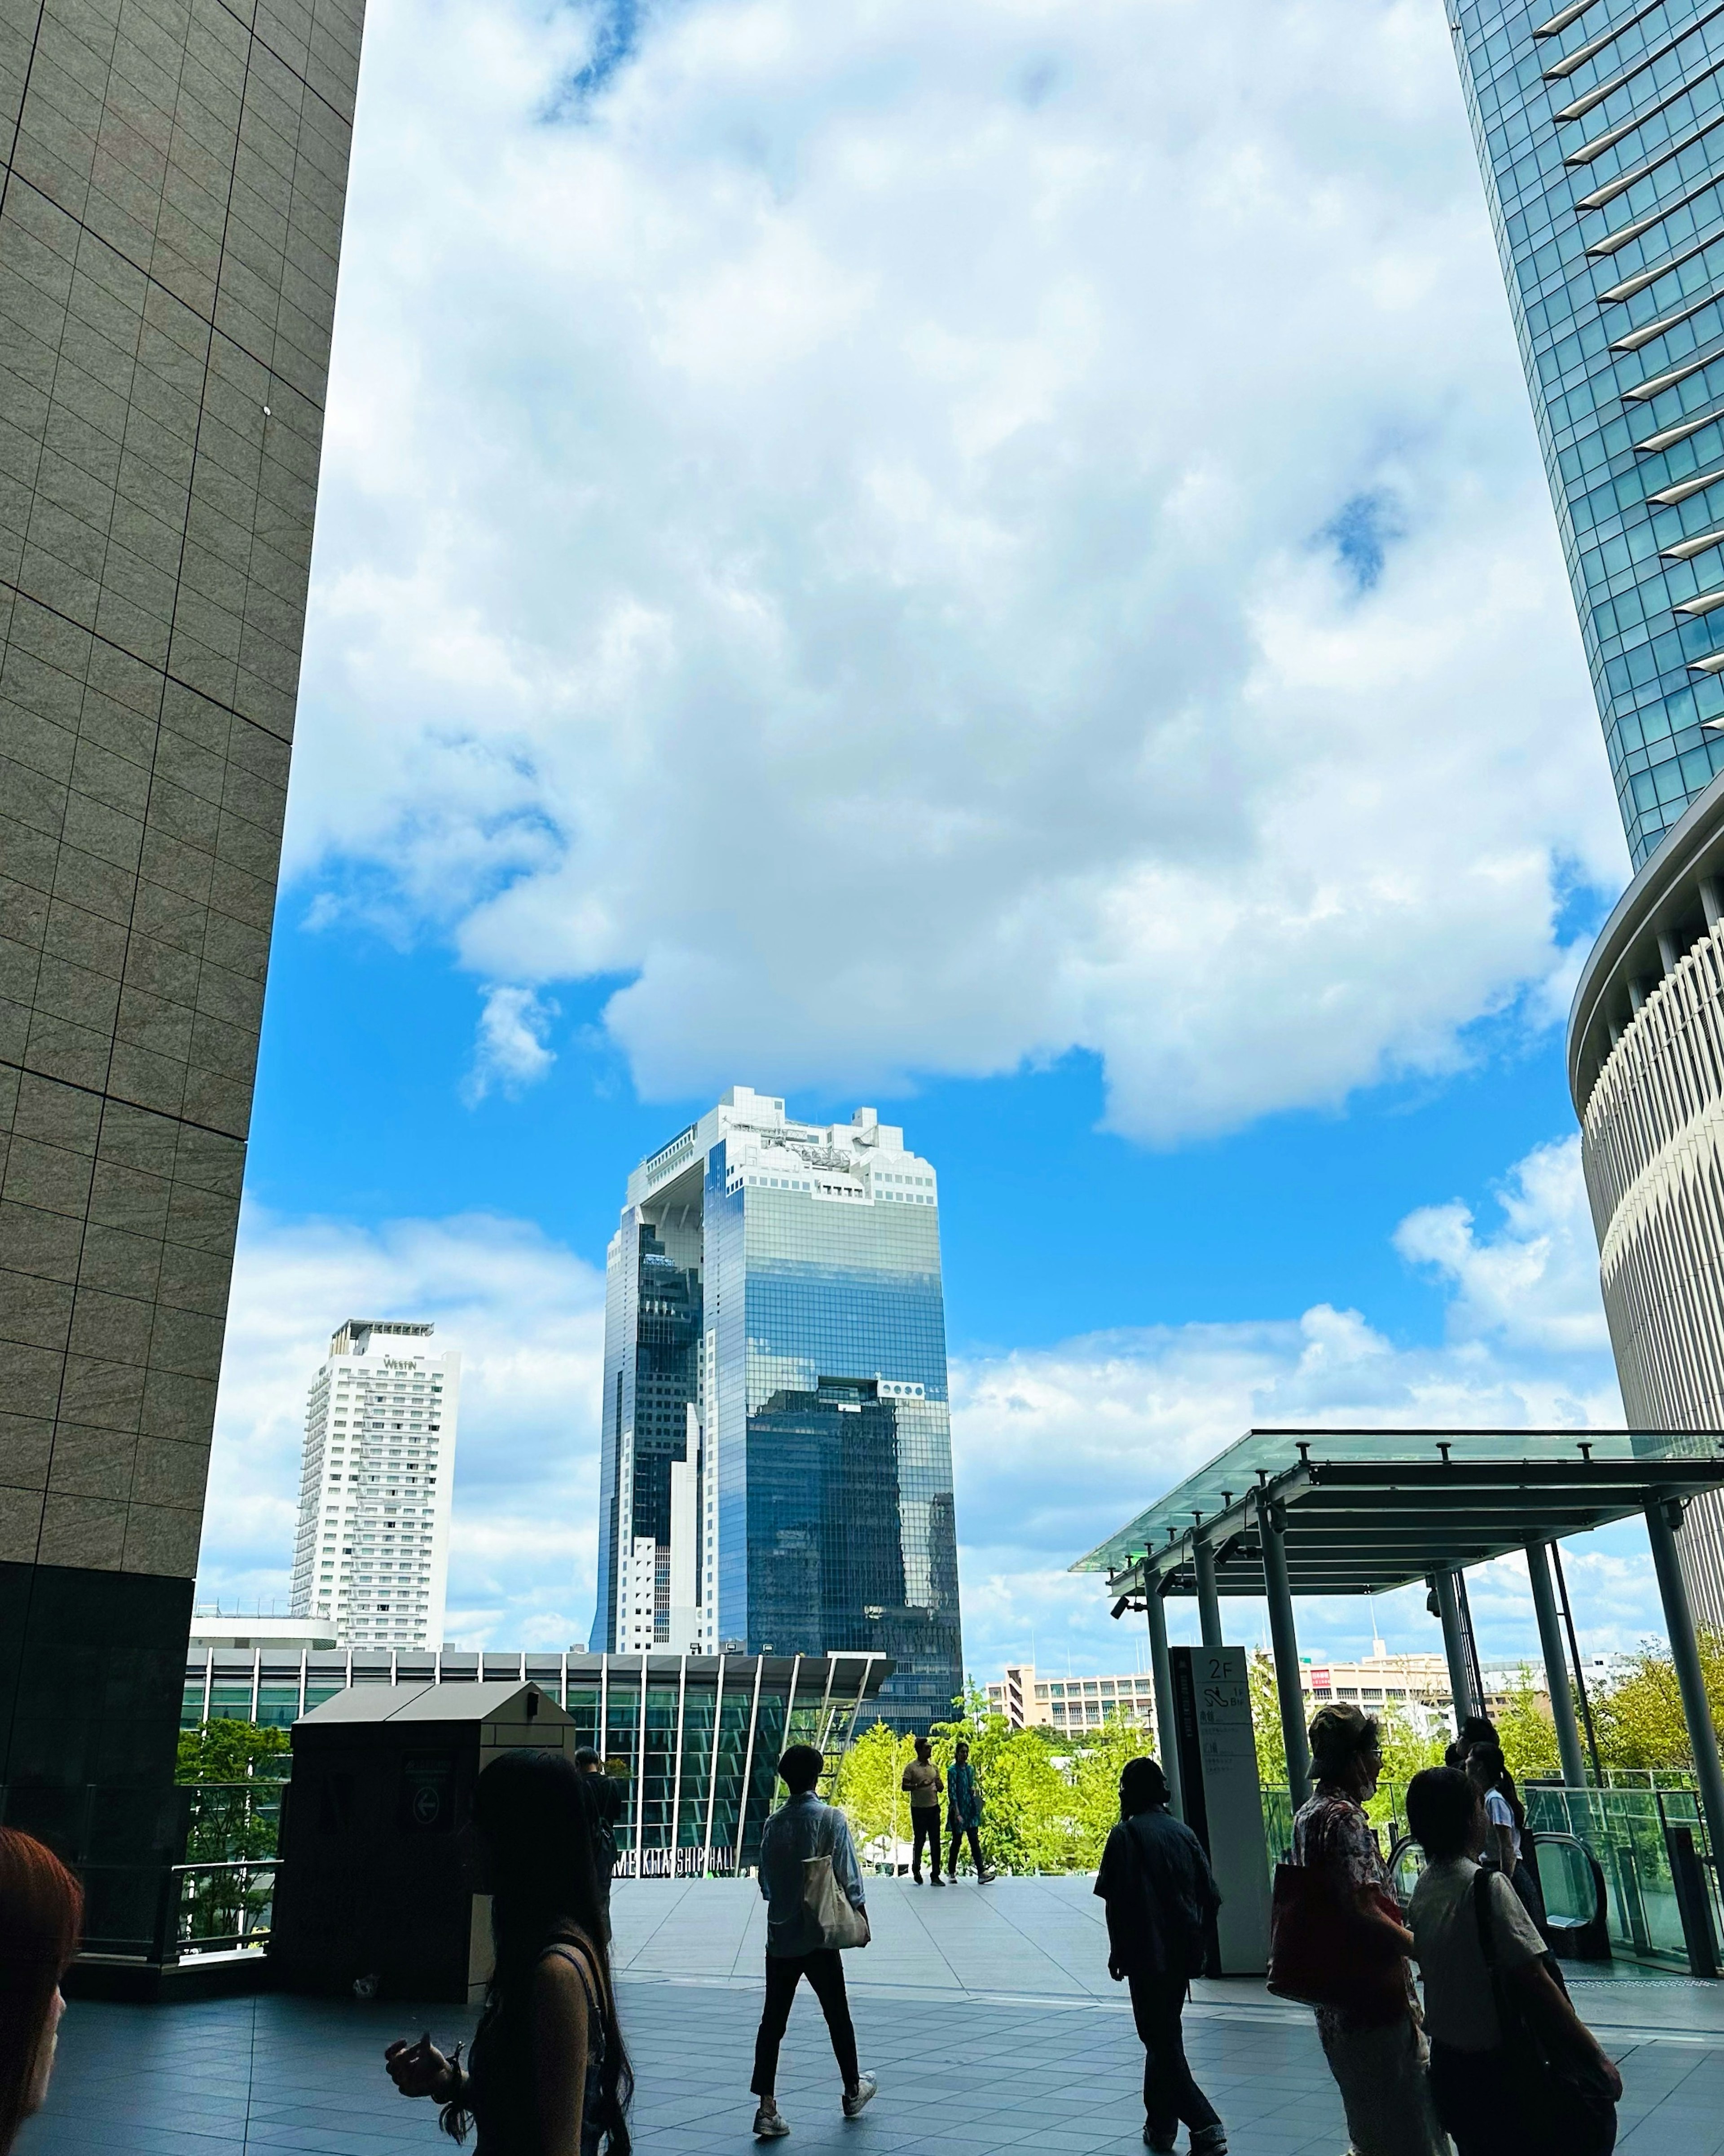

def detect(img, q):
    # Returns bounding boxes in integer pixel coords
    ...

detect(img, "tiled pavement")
[18,1878,1724,2155]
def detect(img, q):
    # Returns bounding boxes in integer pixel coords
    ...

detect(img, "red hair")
[0,1830,83,2150]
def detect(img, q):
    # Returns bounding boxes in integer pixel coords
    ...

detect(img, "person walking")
[1095,1758,1227,2155]
[1406,1765,1620,2156]
[750,1743,876,2138]
[901,1737,944,1885]
[576,1746,625,1939]
[1290,1703,1447,2156]
[945,1741,993,1882]
[385,1749,633,2156]
[0,1829,83,2156]
[1465,1742,1545,1933]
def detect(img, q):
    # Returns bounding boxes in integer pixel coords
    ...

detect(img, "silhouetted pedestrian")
[902,1736,944,1884]
[1465,1742,1545,1933]
[1096,1758,1226,2154]
[945,1741,993,1880]
[1407,1765,1619,2156]
[750,1744,875,2137]
[576,1745,625,1938]
[386,1749,633,2156]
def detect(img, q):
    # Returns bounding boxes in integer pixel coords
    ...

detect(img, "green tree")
[176,1718,290,1784]
[1248,1651,1287,1790]
[1491,1667,1561,1783]
[1592,1632,1724,1771]
[173,1720,287,1949]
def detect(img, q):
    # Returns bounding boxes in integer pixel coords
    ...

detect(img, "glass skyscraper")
[1455,0,1724,1632]
[592,1087,962,1732]
[1450,0,1724,864]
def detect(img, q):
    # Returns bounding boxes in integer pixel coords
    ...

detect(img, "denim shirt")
[757,1792,866,1957]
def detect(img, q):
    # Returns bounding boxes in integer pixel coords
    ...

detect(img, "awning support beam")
[1433,1567,1476,1732]
[1258,1487,1309,1807]
[1526,1540,1587,1791]
[1194,1537,1223,1648]
[1646,1497,1724,1873]
[1145,1579,1184,1823]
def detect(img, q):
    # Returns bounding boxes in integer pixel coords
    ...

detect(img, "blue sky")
[197,0,1673,1685]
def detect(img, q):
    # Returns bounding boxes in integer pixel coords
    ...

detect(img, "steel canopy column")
[1144,1576,1185,1822]
[1646,1498,1724,1870]
[1526,1541,1586,1790]
[1257,1489,1310,1807]
[1433,1569,1475,1731]
[1195,1539,1223,1648]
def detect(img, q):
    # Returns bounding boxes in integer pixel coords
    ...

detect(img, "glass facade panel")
[605,1684,639,1852]
[566,1684,601,1748]
[678,1682,716,1848]
[1451,0,1724,867]
[638,1684,680,1865]
[255,1684,301,1729]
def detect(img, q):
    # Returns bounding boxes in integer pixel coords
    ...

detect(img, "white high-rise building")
[289,1320,461,1650]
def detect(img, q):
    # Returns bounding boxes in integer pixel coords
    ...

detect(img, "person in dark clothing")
[1094,1757,1227,2156]
[1443,1713,1497,1772]
[945,1742,994,1881]
[576,1747,624,1940]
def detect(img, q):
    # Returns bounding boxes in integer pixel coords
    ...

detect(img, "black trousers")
[947,1815,984,1874]
[1126,1970,1220,2138]
[910,1808,942,1878]
[1429,2038,1616,2156]
[752,1949,859,2098]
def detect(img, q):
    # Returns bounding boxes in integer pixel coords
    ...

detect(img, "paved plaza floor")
[18,1878,1724,2156]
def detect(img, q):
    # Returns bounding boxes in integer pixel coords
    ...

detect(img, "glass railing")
[0,1781,286,1966]
[1525,1784,1721,1966]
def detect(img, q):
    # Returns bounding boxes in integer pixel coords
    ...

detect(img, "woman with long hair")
[387,1749,633,2156]
[1290,1704,1446,2156]
[1466,1741,1545,1932]
[0,1827,84,2154]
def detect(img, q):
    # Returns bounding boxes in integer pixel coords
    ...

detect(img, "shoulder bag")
[802,1809,869,1950]
[1470,1869,1616,2156]
[1266,1802,1408,2024]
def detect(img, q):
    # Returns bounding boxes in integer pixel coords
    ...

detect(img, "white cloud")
[200,1131,1665,1673]
[198,1211,604,1648]
[1393,1135,1609,1357]
[949,1132,1663,1681]
[462,983,561,1103]
[285,0,1626,1142]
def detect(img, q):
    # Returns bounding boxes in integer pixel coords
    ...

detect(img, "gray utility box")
[271,1680,576,2002]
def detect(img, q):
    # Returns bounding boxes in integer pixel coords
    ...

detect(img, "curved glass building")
[1452,0,1724,1628]
[592,1087,962,1732]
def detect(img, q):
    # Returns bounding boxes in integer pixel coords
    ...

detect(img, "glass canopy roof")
[1072,1428,1724,1598]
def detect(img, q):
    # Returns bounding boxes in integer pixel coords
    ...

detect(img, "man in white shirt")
[1405,1766,1619,2155]
[750,1744,876,2138]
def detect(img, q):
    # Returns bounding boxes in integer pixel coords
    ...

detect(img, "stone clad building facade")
[0,0,364,1927]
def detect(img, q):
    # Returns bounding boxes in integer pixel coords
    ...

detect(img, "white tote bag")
[801,1808,870,1949]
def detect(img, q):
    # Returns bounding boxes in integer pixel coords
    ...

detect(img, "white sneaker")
[753,2104,790,2138]
[842,2074,878,2119]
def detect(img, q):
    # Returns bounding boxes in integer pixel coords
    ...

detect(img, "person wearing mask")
[901,1736,944,1885]
[1406,1765,1620,2156]
[945,1741,993,1882]
[0,1828,83,2155]
[385,1749,633,2156]
[1465,1743,1544,1932]
[575,1746,624,1940]
[749,1744,875,2138]
[1095,1758,1227,2155]
[1290,1704,1446,2156]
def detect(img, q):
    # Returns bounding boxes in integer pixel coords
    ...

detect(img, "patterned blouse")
[1292,1786,1415,2037]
